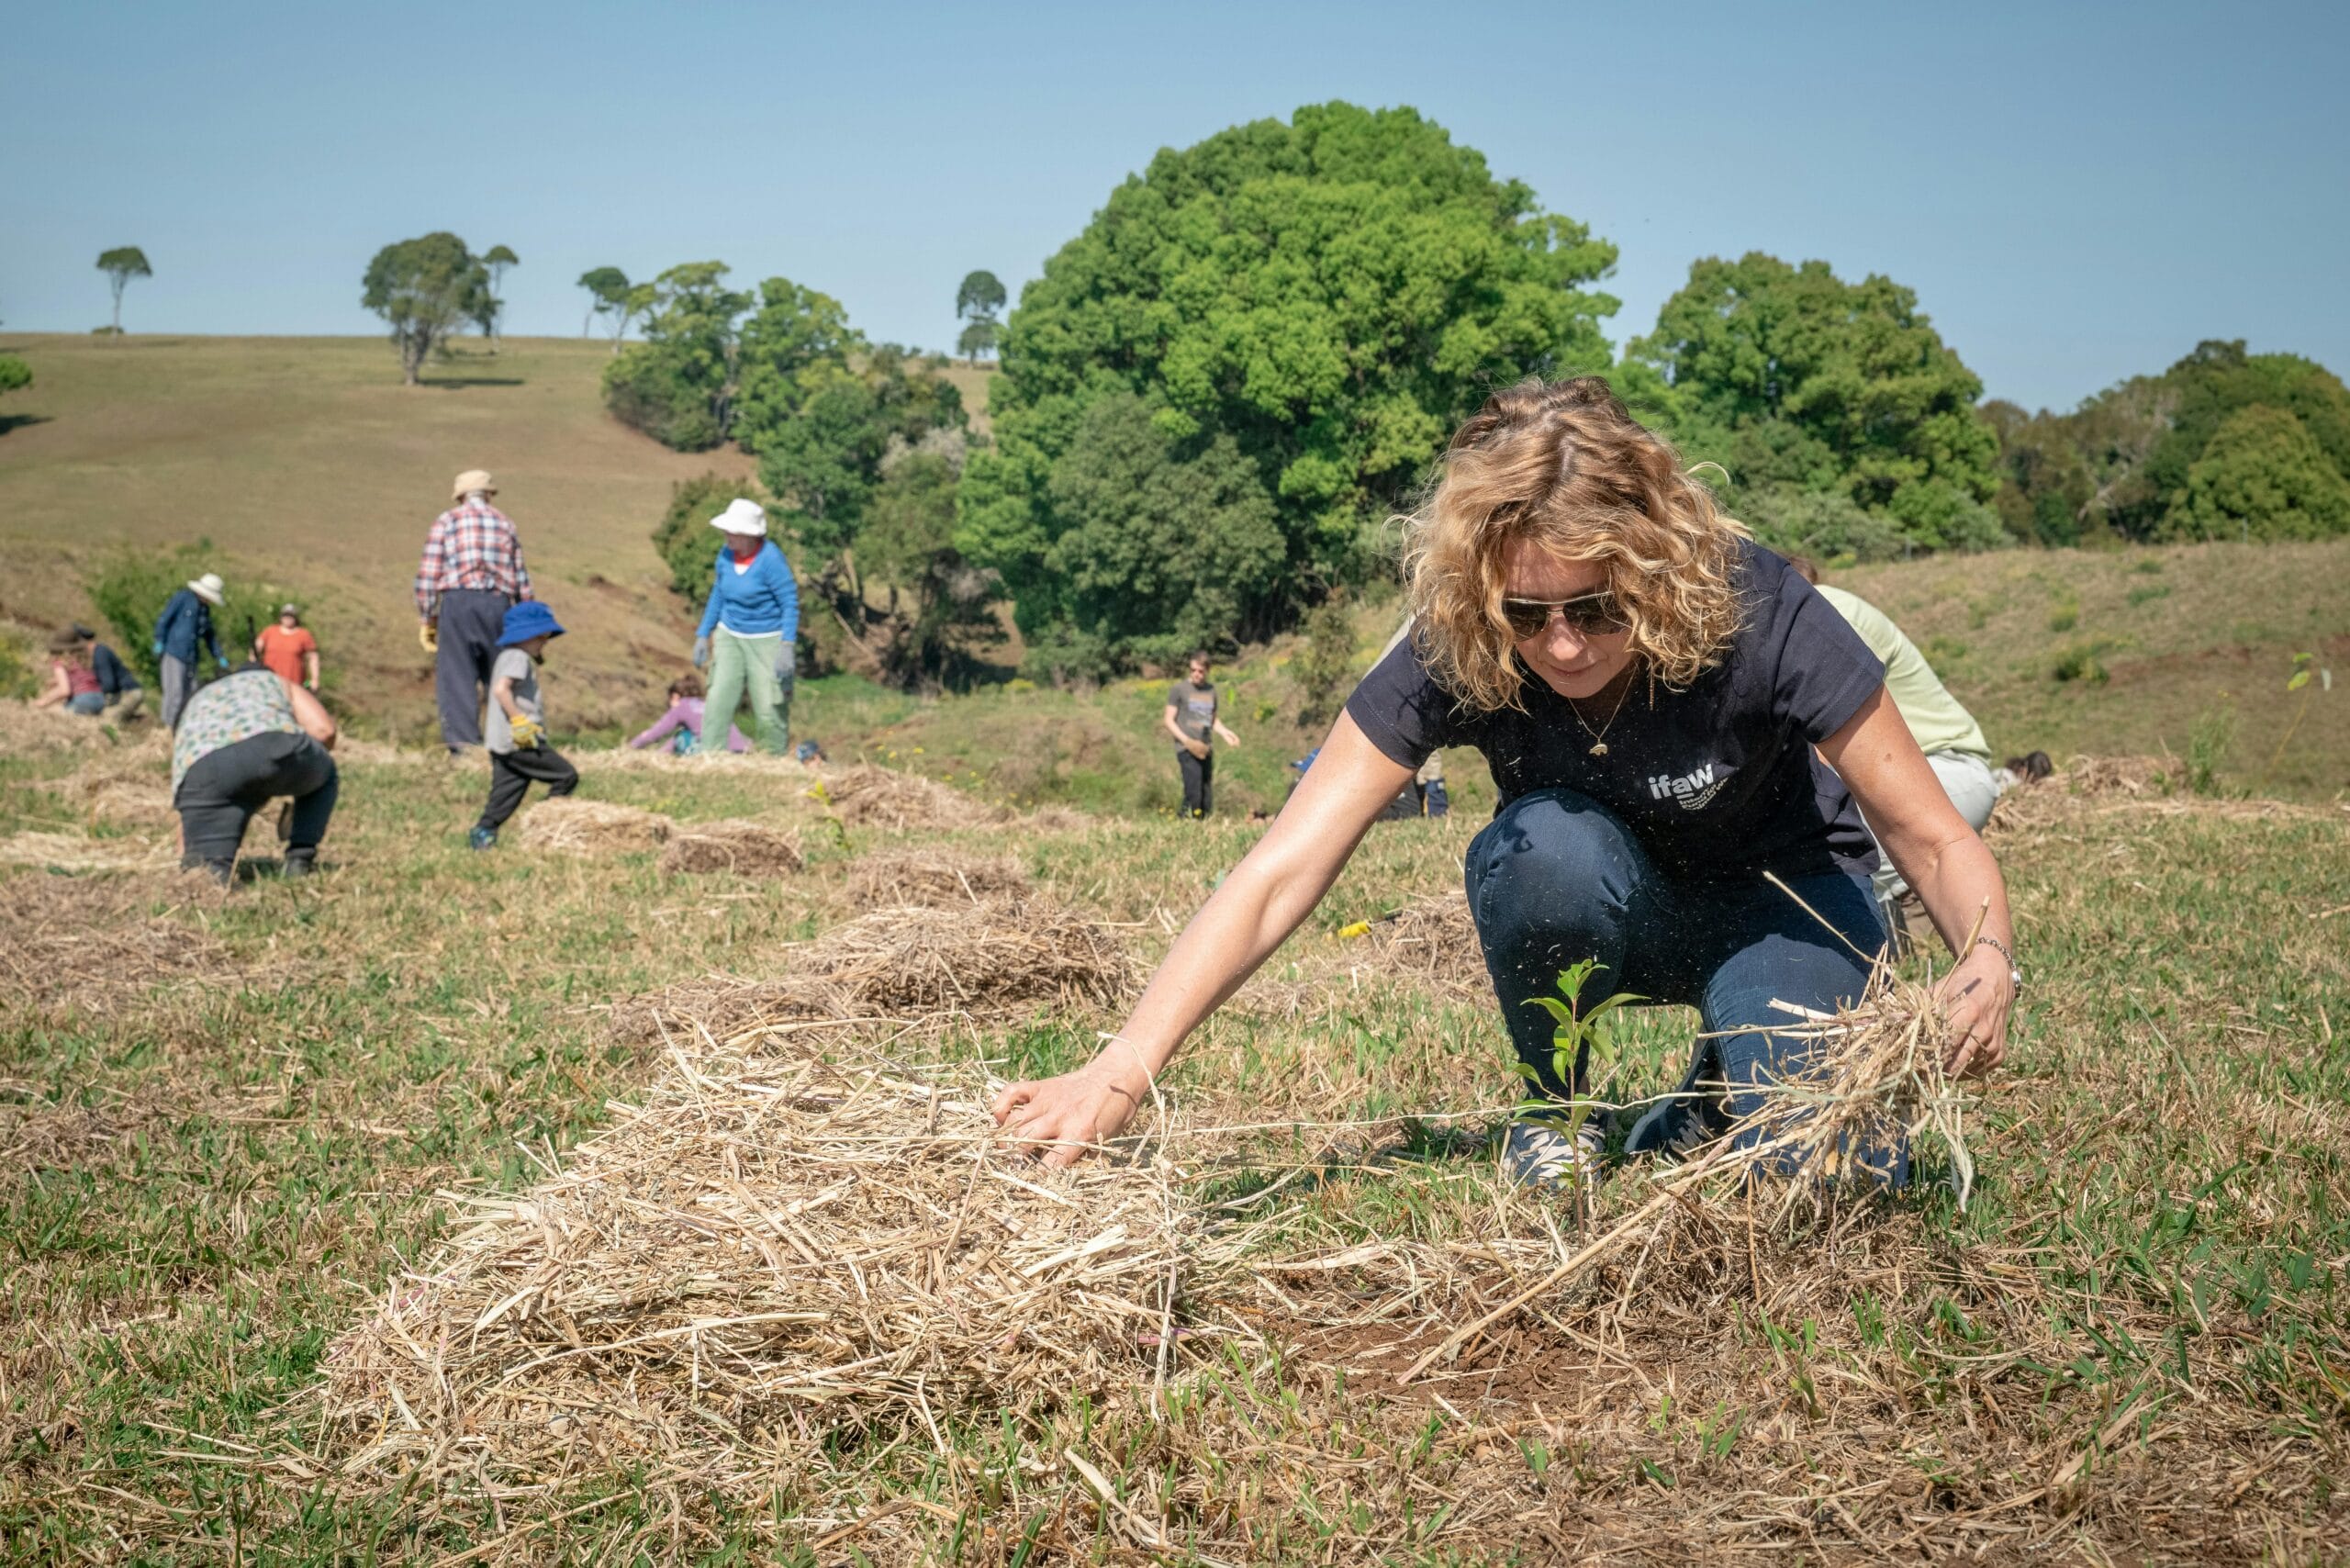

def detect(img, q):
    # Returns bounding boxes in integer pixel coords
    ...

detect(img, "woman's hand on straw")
[991,1067,1140,1169]
[1935,946,2013,1077]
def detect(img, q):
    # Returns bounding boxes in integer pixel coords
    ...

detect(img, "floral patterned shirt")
[173,669,301,794]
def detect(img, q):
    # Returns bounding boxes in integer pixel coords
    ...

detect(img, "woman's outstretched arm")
[993,711,1416,1165]
[1821,688,2017,1075]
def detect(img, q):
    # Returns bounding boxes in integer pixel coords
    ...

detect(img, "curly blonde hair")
[1401,376,1748,711]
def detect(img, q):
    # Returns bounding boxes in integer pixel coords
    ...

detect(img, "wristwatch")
[1973,935,2022,992]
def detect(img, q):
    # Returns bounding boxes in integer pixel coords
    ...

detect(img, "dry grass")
[575,746,812,778]
[785,901,1137,1019]
[845,848,1028,910]
[1336,889,1484,996]
[511,797,674,854]
[0,870,232,1019]
[0,703,131,754]
[658,821,804,877]
[0,830,176,872]
[320,1037,1192,1553]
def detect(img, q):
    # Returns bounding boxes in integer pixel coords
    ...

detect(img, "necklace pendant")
[1588,742,1608,757]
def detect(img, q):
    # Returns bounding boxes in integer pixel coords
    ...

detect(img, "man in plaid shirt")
[417,468,534,752]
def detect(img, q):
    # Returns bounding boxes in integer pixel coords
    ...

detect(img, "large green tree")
[476,244,518,350]
[362,233,487,386]
[2171,404,2350,543]
[95,246,151,336]
[955,269,1006,364]
[0,356,28,398]
[601,263,752,450]
[959,102,1620,662]
[1628,252,2001,552]
[2143,340,2350,511]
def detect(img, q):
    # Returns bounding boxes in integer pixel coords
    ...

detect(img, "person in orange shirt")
[253,603,320,690]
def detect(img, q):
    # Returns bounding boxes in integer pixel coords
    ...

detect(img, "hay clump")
[817,764,1009,829]
[0,703,132,755]
[321,1041,1193,1525]
[845,847,1028,909]
[0,830,176,873]
[1341,890,1484,995]
[786,900,1137,1017]
[512,797,674,854]
[576,746,811,778]
[658,821,804,877]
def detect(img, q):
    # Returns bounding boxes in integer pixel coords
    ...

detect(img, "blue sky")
[4,0,2343,412]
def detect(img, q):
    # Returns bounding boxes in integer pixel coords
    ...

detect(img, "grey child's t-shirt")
[1168,680,1217,746]
[486,647,543,756]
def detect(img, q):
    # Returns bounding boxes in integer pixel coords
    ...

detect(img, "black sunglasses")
[1501,592,1629,640]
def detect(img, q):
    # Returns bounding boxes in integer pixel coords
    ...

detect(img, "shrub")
[1291,594,1357,728]
[86,546,286,686]
[651,475,768,600]
[605,349,726,453]
[2186,705,2235,797]
[2049,636,2121,685]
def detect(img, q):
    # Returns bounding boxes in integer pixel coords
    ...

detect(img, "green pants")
[705,629,789,756]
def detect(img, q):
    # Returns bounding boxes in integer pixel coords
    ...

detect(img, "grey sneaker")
[1625,1082,1730,1161]
[1500,1117,1607,1189]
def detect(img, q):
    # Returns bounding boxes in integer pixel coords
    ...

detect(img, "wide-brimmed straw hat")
[47,630,81,654]
[188,573,226,607]
[452,469,497,500]
[277,602,301,618]
[709,498,767,538]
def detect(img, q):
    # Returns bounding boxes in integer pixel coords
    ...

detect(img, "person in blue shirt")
[689,498,799,756]
[152,572,229,730]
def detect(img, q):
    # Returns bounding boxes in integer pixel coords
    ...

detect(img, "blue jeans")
[1464,788,1900,1182]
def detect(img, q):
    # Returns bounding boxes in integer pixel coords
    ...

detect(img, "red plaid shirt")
[414,499,533,619]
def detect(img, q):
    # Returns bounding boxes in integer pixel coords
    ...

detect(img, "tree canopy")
[1987,340,2350,544]
[577,267,634,341]
[95,246,152,335]
[955,270,1006,364]
[2173,403,2350,542]
[1626,252,2002,554]
[601,263,751,450]
[959,100,1621,673]
[362,233,487,386]
[0,355,29,398]
[477,245,518,348]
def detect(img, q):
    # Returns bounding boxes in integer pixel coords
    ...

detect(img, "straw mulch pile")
[658,820,804,877]
[321,1038,1192,1540]
[0,830,177,873]
[575,746,810,777]
[605,894,1137,1047]
[0,703,130,754]
[1339,889,1484,994]
[845,847,1028,909]
[2057,752,2167,797]
[512,798,674,854]
[817,764,1011,830]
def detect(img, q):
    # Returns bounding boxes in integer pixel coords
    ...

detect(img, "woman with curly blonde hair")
[997,378,2017,1187]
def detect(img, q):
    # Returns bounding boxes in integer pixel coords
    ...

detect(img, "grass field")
[1,337,2345,1561]
[1,700,2345,1561]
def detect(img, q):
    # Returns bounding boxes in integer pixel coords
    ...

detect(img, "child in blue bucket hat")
[470,600,578,849]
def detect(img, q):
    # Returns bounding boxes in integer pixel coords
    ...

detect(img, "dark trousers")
[433,588,513,750]
[175,732,339,878]
[1177,748,1214,819]
[478,745,578,832]
[1464,787,1898,1181]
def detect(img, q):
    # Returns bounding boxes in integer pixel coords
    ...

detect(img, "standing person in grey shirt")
[468,601,577,850]
[1162,650,1242,819]
[415,468,534,755]
[151,572,227,730]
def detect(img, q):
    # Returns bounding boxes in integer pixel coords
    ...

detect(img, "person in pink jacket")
[627,673,752,755]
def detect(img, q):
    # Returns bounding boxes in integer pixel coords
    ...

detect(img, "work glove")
[419,622,439,653]
[691,635,711,669]
[151,641,163,658]
[774,642,796,682]
[508,715,545,750]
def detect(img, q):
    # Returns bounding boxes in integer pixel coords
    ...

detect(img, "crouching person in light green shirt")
[1785,559,2001,920]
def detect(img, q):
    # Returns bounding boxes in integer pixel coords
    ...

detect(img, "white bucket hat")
[710,498,767,538]
[188,573,226,607]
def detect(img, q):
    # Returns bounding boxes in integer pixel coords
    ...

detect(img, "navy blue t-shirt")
[1344,542,1886,882]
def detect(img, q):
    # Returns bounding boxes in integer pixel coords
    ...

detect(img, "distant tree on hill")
[363,233,489,386]
[95,247,152,338]
[476,244,519,351]
[1627,252,2003,554]
[955,270,1006,364]
[957,319,1000,364]
[578,266,647,349]
[961,102,1621,672]
[0,355,28,399]
[2172,404,2350,543]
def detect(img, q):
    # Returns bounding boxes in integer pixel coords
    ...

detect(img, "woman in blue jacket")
[691,498,799,756]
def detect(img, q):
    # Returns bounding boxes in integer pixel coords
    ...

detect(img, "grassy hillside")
[2,335,2339,805]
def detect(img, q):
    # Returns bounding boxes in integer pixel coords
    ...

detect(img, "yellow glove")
[508,715,545,749]
[419,622,439,653]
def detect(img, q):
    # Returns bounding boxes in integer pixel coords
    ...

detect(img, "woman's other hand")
[1934,946,2013,1077]
[991,1068,1142,1169]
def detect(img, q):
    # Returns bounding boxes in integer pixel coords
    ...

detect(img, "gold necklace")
[1564,670,1632,756]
